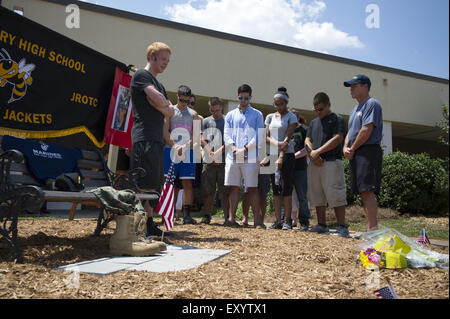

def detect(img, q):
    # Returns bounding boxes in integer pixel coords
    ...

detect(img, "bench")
[0,138,160,263]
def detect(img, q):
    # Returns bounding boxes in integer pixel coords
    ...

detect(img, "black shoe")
[201,215,211,224]
[268,221,283,229]
[146,221,163,236]
[183,216,197,225]
[182,205,197,225]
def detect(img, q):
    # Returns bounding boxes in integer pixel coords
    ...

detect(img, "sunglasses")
[313,107,325,113]
[238,96,250,101]
[179,98,191,104]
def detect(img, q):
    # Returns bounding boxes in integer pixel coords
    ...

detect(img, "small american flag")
[417,228,431,245]
[374,286,398,299]
[154,162,175,231]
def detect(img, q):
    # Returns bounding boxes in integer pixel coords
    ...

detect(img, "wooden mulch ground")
[0,207,448,299]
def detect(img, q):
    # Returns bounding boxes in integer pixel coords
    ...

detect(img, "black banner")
[0,6,127,147]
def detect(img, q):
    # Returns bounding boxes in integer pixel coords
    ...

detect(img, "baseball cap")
[344,74,371,88]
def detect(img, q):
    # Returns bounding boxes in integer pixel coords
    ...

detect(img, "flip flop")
[240,221,250,227]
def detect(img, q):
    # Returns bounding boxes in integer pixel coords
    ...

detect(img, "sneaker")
[299,224,309,231]
[201,215,211,224]
[307,224,329,234]
[282,221,292,230]
[268,221,283,229]
[335,225,350,238]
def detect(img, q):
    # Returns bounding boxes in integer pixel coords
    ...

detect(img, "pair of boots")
[110,214,167,257]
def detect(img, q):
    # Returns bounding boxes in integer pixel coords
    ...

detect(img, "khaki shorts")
[201,164,230,197]
[307,159,347,208]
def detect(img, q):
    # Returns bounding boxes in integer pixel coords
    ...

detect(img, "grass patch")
[18,216,53,221]
[349,217,449,240]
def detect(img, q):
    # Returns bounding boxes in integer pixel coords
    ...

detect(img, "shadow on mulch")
[0,225,241,268]
[1,231,111,268]
[170,229,241,245]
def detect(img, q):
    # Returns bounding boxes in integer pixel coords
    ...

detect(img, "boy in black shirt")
[305,92,349,237]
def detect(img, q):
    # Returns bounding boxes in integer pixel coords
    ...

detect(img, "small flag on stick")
[154,162,175,231]
[416,228,431,245]
[374,286,398,299]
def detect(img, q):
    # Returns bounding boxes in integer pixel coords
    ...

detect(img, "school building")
[1,0,449,157]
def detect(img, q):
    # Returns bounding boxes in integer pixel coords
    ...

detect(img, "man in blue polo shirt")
[343,74,383,231]
[224,84,265,227]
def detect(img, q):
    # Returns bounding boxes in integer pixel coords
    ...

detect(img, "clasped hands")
[231,145,247,162]
[202,145,223,165]
[343,146,355,160]
[308,149,324,166]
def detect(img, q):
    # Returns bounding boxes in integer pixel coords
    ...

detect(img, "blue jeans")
[293,169,311,226]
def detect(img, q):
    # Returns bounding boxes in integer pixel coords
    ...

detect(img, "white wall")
[2,0,448,142]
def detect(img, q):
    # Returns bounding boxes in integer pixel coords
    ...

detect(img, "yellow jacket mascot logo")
[0,48,35,103]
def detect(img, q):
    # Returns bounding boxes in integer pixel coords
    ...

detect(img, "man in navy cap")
[343,74,383,231]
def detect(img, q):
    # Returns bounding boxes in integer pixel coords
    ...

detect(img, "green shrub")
[265,187,274,216]
[377,152,448,215]
[344,152,449,215]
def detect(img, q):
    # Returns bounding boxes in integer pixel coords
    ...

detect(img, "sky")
[79,0,449,79]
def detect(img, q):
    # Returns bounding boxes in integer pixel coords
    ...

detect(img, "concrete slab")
[55,257,134,275]
[55,245,231,275]
[129,245,231,273]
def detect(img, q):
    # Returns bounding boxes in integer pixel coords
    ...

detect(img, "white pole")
[107,144,119,173]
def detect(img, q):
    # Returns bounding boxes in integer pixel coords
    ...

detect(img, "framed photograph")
[111,85,132,132]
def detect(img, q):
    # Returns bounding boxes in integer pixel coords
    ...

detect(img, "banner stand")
[103,67,134,174]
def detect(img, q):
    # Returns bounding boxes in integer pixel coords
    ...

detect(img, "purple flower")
[364,248,376,255]
[368,254,381,265]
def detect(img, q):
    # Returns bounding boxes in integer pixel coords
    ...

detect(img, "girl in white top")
[264,87,298,230]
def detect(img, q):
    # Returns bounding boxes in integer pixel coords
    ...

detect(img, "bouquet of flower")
[356,226,449,270]
[357,248,386,269]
